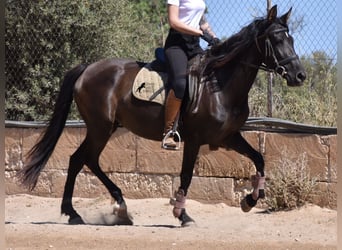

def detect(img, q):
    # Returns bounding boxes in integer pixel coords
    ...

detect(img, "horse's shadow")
[137,224,178,229]
[6,221,62,225]
[6,208,181,228]
[6,220,179,228]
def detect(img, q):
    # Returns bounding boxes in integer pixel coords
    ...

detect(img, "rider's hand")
[201,31,220,46]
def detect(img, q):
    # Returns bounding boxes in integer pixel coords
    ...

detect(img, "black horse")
[19,5,306,226]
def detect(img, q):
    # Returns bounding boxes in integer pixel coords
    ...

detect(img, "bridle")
[243,27,299,77]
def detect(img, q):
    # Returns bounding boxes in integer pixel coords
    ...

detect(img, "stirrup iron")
[162,112,181,150]
[162,130,181,150]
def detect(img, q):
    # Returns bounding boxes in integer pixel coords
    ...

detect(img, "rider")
[162,0,220,149]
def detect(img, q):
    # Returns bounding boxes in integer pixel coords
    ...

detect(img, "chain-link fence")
[5,1,163,121]
[205,0,337,62]
[5,0,337,122]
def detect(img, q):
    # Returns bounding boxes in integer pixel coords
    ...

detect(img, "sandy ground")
[5,194,337,250]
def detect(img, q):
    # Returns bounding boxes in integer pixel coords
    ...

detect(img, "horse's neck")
[220,47,261,103]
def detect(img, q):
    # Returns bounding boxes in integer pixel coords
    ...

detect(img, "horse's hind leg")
[86,157,133,225]
[81,124,132,225]
[225,132,265,212]
[61,142,87,224]
[61,122,130,225]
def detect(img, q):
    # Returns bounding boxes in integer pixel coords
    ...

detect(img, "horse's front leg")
[225,132,265,212]
[171,140,200,227]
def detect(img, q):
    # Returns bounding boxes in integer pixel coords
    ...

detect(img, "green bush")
[249,52,337,127]
[5,1,337,126]
[5,0,166,121]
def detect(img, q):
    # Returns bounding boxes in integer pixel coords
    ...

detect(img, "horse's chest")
[216,106,248,134]
[193,95,248,140]
[209,103,247,124]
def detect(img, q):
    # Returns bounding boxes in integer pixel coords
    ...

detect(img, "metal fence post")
[266,0,273,117]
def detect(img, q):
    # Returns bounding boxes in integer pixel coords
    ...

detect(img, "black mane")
[211,19,264,56]
[200,12,293,76]
[203,12,290,73]
[202,18,267,73]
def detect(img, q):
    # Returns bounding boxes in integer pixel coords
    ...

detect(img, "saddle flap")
[132,65,167,105]
[132,51,205,108]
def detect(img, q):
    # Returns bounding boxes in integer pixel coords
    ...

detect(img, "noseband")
[247,27,299,76]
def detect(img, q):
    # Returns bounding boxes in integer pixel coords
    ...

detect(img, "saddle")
[132,48,207,112]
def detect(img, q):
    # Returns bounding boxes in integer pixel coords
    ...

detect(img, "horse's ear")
[267,5,277,22]
[280,7,292,24]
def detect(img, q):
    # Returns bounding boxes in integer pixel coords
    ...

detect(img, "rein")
[242,27,298,76]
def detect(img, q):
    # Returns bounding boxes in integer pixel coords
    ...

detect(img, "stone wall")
[5,126,337,209]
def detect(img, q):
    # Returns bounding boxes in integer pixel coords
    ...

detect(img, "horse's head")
[256,5,306,86]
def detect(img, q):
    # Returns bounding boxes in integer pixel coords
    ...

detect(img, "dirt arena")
[5,194,336,250]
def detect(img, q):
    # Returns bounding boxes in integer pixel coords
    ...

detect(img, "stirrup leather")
[162,130,181,150]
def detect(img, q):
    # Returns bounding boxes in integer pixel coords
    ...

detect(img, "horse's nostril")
[296,71,306,82]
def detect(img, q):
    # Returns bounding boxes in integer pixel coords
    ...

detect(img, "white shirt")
[167,0,206,29]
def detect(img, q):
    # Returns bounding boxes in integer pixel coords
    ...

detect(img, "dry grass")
[265,150,318,211]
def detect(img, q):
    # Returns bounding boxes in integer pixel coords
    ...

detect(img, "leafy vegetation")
[5,0,166,120]
[249,52,336,127]
[5,1,336,127]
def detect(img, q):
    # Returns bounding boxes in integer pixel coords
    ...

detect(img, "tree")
[249,51,336,126]
[131,0,168,46]
[5,0,167,121]
[6,1,336,126]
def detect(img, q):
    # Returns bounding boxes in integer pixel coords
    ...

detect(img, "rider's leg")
[163,46,187,149]
[163,89,182,148]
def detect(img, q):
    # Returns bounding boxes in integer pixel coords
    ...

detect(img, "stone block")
[196,131,261,178]
[323,135,337,182]
[263,133,329,181]
[30,171,54,196]
[72,172,108,198]
[51,171,174,199]
[109,173,173,199]
[4,126,337,209]
[5,170,27,195]
[311,182,337,209]
[47,127,81,170]
[172,176,235,205]
[136,136,183,174]
[48,170,67,197]
[196,148,255,178]
[6,171,54,197]
[99,128,136,173]
[5,128,23,171]
[22,127,80,171]
[242,131,261,150]
[21,127,47,156]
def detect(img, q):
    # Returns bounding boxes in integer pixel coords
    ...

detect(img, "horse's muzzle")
[285,70,306,86]
[296,71,306,83]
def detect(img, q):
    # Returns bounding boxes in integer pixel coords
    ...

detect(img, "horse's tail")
[18,64,88,190]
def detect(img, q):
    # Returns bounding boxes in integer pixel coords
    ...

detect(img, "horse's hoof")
[240,194,257,213]
[178,208,196,227]
[240,197,252,213]
[113,202,134,226]
[112,215,134,226]
[68,216,85,225]
[181,220,196,227]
